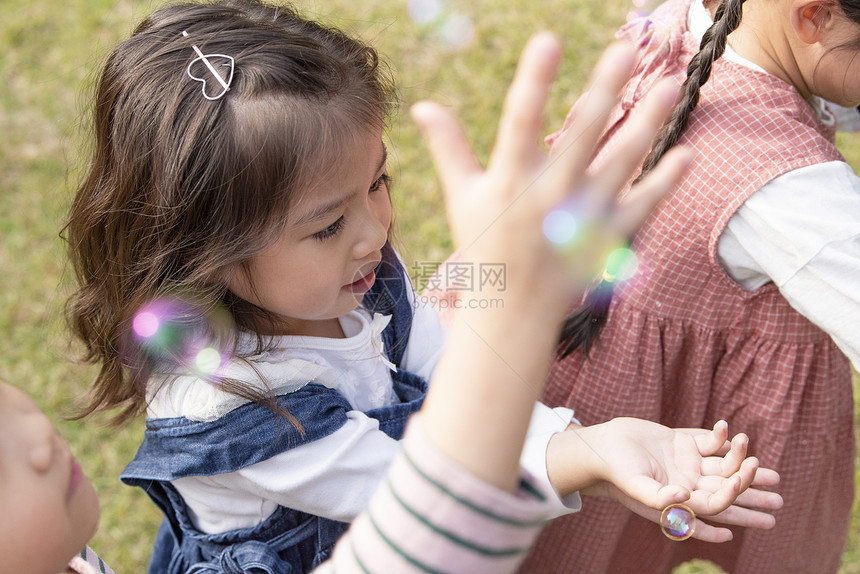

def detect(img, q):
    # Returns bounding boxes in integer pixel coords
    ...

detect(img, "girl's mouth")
[344,269,377,293]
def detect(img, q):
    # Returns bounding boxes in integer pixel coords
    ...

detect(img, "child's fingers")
[619,475,690,509]
[548,43,636,197]
[589,78,680,197]
[700,453,756,484]
[410,101,481,198]
[610,146,692,238]
[698,454,735,477]
[700,434,749,477]
[640,504,737,543]
[490,32,562,172]
[700,504,778,531]
[750,466,781,487]
[697,487,783,529]
[687,522,735,543]
[648,493,776,541]
[715,508,779,530]
[733,456,760,494]
[695,456,755,496]
[609,489,736,543]
[688,474,742,515]
[734,485,784,511]
[691,419,729,456]
[691,455,759,515]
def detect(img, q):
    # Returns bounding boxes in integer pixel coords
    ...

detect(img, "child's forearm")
[544,422,605,497]
[421,300,565,492]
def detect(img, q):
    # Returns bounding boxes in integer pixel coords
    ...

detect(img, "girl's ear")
[790,0,834,44]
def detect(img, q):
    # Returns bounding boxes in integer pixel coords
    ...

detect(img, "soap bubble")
[544,206,582,246]
[408,0,474,50]
[660,503,696,541]
[603,247,639,283]
[439,13,474,49]
[627,0,659,22]
[408,0,442,24]
[128,294,233,380]
[195,347,224,375]
[133,311,160,338]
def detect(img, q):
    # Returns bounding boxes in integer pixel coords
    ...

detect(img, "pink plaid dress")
[520,0,856,571]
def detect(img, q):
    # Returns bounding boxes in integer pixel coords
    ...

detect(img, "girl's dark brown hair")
[63,0,397,424]
[556,0,747,358]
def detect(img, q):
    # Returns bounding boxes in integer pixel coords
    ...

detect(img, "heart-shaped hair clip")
[182,31,234,101]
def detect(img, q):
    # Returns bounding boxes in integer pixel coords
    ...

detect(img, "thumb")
[621,475,690,509]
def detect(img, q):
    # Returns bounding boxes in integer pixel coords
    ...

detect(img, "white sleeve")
[826,101,860,132]
[717,161,860,370]
[519,402,582,516]
[173,410,400,532]
[175,395,579,534]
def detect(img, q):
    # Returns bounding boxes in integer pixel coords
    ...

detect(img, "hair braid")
[639,0,746,175]
[556,0,747,359]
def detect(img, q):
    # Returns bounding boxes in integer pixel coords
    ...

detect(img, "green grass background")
[0,0,857,571]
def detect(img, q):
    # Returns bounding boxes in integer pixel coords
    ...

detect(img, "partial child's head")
[558,0,860,357]
[65,0,397,421]
[786,0,860,106]
[647,0,860,168]
[0,381,99,573]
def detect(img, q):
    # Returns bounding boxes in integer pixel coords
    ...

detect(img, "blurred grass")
[0,0,857,572]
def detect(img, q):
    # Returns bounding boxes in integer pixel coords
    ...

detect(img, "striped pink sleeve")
[315,415,558,574]
[68,546,115,574]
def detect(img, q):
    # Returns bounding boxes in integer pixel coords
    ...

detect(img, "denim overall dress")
[121,246,428,573]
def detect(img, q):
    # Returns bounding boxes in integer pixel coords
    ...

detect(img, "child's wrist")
[545,424,606,496]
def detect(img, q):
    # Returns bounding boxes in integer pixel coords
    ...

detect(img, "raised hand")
[412,34,692,491]
[412,37,692,316]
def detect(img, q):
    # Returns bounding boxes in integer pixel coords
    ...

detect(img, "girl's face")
[229,126,392,337]
[0,381,100,573]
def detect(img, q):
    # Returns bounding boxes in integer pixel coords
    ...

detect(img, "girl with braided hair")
[520,0,860,572]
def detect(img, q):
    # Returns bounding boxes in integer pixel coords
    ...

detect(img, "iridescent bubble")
[409,0,474,50]
[440,13,474,49]
[603,247,639,283]
[543,206,581,246]
[408,0,442,24]
[660,503,696,541]
[133,311,160,338]
[195,347,223,375]
[128,295,235,382]
[132,299,193,355]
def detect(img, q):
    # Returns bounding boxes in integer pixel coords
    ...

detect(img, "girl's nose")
[354,206,389,259]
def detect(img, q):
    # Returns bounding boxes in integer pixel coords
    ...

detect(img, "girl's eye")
[313,216,346,241]
[369,173,391,193]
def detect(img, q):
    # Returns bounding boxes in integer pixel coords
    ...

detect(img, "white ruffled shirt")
[148,285,578,534]
[689,0,860,370]
[149,311,402,421]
